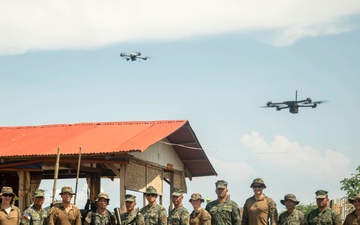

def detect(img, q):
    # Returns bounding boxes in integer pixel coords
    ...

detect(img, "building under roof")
[0,120,216,211]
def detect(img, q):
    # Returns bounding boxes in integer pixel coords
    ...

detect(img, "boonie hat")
[280,194,300,205]
[59,186,75,195]
[215,180,228,189]
[349,193,360,204]
[32,189,45,198]
[1,186,15,196]
[250,178,267,188]
[95,192,110,202]
[125,194,136,202]
[315,190,328,199]
[172,188,184,197]
[189,193,204,202]
[145,186,158,195]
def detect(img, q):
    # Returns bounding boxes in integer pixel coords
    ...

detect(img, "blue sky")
[1,0,360,212]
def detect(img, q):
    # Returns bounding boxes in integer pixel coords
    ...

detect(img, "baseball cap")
[215,180,228,189]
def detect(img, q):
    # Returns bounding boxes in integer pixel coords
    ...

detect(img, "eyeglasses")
[146,194,157,197]
[2,194,13,197]
[252,185,264,189]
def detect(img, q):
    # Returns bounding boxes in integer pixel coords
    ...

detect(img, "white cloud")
[240,131,351,180]
[1,0,360,55]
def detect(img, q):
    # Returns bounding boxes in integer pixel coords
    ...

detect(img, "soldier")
[47,186,81,225]
[140,186,167,225]
[189,193,211,225]
[21,189,48,225]
[84,192,117,225]
[343,193,360,225]
[242,178,278,225]
[278,194,306,225]
[168,188,189,225]
[0,186,21,225]
[120,194,145,225]
[306,190,341,225]
[205,180,241,225]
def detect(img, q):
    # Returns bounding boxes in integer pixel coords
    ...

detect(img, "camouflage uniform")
[168,188,189,225]
[279,209,305,225]
[306,190,341,225]
[21,189,48,225]
[168,206,190,225]
[206,180,241,225]
[84,210,116,225]
[84,192,116,225]
[140,186,167,225]
[306,208,341,225]
[21,205,48,225]
[140,204,167,225]
[206,198,241,225]
[121,210,145,225]
[278,194,305,225]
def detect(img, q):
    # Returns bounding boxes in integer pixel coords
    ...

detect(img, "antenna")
[295,90,298,101]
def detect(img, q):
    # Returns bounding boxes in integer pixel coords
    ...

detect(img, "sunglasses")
[2,194,13,197]
[146,194,157,197]
[252,185,264,189]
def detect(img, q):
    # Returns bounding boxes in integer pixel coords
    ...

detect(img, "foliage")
[295,203,318,216]
[340,165,360,198]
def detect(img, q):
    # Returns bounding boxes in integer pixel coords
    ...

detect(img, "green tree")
[296,203,318,216]
[340,165,360,198]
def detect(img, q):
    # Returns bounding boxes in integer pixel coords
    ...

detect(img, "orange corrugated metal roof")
[0,120,217,177]
[0,120,188,157]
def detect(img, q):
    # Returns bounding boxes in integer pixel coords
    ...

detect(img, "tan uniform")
[47,203,81,225]
[242,195,278,225]
[0,205,21,225]
[190,208,211,225]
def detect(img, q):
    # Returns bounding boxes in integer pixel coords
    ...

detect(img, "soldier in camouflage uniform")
[278,194,306,225]
[21,189,48,225]
[140,186,167,225]
[242,178,278,225]
[120,194,145,225]
[306,190,341,225]
[205,180,241,225]
[168,188,189,225]
[189,193,211,225]
[84,192,117,225]
[343,193,360,225]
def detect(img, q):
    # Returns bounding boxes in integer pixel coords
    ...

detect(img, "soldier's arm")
[232,203,242,225]
[180,211,190,225]
[75,208,82,225]
[332,212,342,225]
[20,209,30,225]
[137,212,145,225]
[241,202,249,225]
[47,207,57,225]
[268,199,279,225]
[159,207,168,225]
[84,211,92,225]
[201,209,212,225]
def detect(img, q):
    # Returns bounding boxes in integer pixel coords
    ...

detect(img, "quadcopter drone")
[263,91,325,114]
[120,52,150,61]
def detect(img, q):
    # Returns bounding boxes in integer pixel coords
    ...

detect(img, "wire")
[159,141,287,154]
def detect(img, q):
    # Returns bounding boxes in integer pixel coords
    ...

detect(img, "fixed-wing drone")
[120,52,150,61]
[263,91,325,114]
